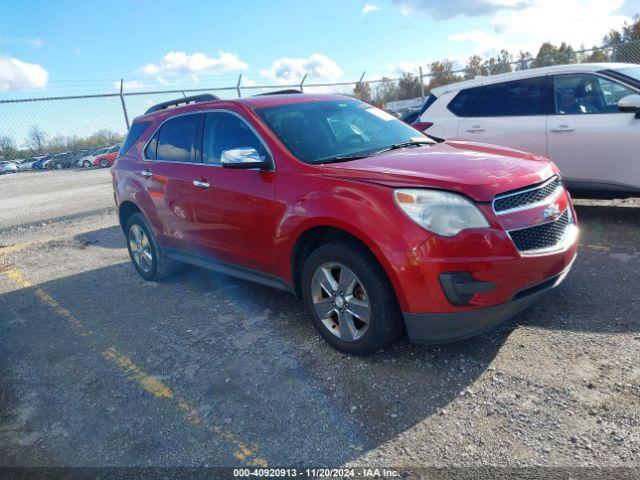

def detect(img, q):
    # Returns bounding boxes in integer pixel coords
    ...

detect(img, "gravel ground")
[0,169,113,230]
[0,170,639,470]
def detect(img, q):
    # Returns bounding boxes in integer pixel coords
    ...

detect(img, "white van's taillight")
[411,121,433,132]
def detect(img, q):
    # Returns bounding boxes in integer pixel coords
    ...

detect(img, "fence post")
[357,71,366,99]
[236,73,242,98]
[419,66,425,103]
[119,79,130,130]
[299,73,307,92]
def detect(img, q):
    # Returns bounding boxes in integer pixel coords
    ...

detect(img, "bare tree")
[0,135,17,160]
[26,125,47,155]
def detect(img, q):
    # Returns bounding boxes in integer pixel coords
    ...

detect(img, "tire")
[301,240,403,355]
[124,213,177,281]
[99,159,108,168]
[83,160,92,168]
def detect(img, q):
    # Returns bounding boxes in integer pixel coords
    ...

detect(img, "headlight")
[394,189,489,236]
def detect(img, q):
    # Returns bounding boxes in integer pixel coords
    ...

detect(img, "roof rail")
[255,89,303,96]
[144,94,219,114]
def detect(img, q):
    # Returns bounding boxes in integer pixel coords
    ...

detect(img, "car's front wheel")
[301,240,403,355]
[125,213,176,281]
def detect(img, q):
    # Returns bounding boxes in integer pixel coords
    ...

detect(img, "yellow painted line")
[579,243,611,252]
[0,263,268,467]
[0,265,88,335]
[103,346,267,466]
[103,347,174,398]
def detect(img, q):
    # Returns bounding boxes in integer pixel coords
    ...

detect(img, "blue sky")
[2,0,636,96]
[0,0,637,144]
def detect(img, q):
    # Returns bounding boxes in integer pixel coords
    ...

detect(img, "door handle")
[192,179,211,188]
[140,169,152,178]
[550,125,574,132]
[466,126,485,133]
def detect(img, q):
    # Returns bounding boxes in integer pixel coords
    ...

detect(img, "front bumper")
[403,254,576,344]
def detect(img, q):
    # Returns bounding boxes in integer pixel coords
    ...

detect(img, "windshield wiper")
[374,140,434,155]
[308,153,371,164]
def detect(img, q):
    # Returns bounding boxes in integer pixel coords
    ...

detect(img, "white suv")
[415,63,640,197]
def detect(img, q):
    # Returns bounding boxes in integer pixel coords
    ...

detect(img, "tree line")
[0,126,124,161]
[357,15,640,105]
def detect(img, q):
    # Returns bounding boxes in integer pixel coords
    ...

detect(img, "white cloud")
[392,0,534,18]
[448,30,505,53]
[448,0,631,56]
[140,51,248,76]
[0,56,48,91]
[362,3,381,14]
[260,53,343,83]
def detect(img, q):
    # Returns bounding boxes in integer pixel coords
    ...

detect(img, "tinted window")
[419,93,438,115]
[482,77,549,116]
[448,87,482,117]
[554,74,637,115]
[156,114,199,162]
[145,133,157,160]
[256,99,429,163]
[202,112,269,165]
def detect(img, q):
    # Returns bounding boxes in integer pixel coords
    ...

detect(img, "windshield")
[255,99,430,163]
[614,66,640,82]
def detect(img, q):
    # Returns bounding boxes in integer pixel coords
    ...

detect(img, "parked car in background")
[77,146,112,167]
[400,108,421,125]
[0,161,18,174]
[47,152,74,169]
[113,93,578,354]
[94,144,121,167]
[414,63,640,197]
[31,155,54,170]
[14,159,35,171]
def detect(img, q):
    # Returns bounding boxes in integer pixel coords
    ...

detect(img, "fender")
[272,176,428,310]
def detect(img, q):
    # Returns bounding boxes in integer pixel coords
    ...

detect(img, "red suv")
[112,92,578,355]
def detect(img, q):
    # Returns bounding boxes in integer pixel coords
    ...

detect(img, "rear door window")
[156,114,200,162]
[481,77,550,116]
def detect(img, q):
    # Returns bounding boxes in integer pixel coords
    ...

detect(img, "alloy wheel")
[311,262,371,342]
[129,224,153,273]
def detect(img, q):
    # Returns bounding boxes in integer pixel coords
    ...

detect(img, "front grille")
[494,176,562,213]
[509,210,570,252]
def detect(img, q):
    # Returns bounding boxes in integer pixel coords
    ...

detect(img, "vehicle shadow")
[0,260,509,466]
[2,202,639,465]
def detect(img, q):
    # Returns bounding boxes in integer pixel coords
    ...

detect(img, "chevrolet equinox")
[112,92,578,355]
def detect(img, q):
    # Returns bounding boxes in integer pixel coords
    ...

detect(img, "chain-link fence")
[1,40,639,166]
[0,40,639,228]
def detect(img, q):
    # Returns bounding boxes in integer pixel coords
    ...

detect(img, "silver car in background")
[0,161,18,174]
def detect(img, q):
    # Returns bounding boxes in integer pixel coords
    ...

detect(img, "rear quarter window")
[119,122,151,156]
[448,87,482,117]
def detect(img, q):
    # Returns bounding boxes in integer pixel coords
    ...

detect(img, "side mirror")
[220,147,271,169]
[618,94,640,118]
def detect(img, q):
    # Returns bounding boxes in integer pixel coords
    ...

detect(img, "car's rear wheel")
[99,159,108,168]
[125,213,176,281]
[301,240,403,355]
[83,160,92,168]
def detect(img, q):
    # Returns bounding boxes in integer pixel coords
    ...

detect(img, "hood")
[320,140,558,202]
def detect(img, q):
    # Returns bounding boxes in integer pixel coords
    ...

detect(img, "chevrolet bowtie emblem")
[542,204,561,222]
